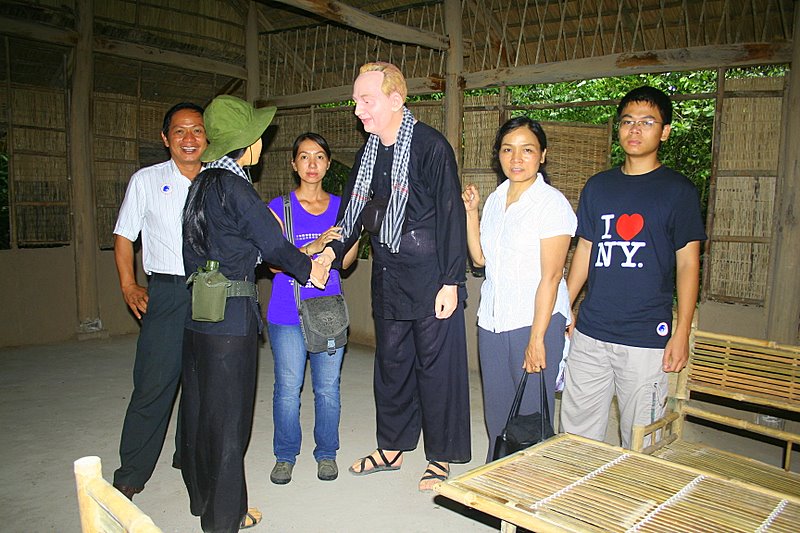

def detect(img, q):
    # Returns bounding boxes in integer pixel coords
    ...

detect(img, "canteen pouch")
[187,260,231,322]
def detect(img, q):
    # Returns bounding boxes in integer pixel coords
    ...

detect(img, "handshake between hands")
[308,247,335,289]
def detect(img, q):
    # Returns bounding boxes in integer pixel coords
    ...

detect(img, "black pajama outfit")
[182,169,312,533]
[333,122,471,463]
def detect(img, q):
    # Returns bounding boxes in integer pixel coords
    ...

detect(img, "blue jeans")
[267,322,344,463]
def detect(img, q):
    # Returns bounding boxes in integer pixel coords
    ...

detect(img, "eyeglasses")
[618,119,662,130]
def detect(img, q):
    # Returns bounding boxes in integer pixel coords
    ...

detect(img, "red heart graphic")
[616,213,644,241]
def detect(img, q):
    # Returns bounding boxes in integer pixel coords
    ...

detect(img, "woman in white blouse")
[463,116,577,461]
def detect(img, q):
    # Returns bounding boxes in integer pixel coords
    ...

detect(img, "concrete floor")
[0,335,499,533]
[1,335,796,532]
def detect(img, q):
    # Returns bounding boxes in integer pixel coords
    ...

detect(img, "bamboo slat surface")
[689,333,800,409]
[652,440,800,499]
[435,434,800,533]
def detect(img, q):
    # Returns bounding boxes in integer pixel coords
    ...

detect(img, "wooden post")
[70,0,103,337]
[766,5,800,344]
[246,1,260,103]
[443,0,464,172]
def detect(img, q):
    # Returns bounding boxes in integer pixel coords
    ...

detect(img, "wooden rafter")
[464,42,792,89]
[266,0,449,50]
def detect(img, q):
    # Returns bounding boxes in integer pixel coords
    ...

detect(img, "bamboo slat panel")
[11,128,66,153]
[462,171,499,215]
[718,91,781,174]
[436,434,800,533]
[13,154,67,183]
[139,103,170,141]
[15,205,70,245]
[725,77,786,92]
[711,176,775,239]
[652,440,800,499]
[688,333,800,408]
[268,111,313,151]
[94,98,137,136]
[463,108,500,170]
[408,102,444,132]
[253,149,294,204]
[707,241,770,302]
[11,88,65,128]
[314,108,364,149]
[543,121,610,212]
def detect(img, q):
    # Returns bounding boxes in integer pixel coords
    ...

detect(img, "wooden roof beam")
[265,75,445,108]
[0,16,247,79]
[463,42,793,89]
[266,0,449,50]
[0,16,78,47]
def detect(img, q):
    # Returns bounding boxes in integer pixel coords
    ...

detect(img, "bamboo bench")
[74,456,162,533]
[631,330,800,499]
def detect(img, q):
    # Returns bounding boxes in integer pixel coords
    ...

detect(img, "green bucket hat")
[201,95,277,162]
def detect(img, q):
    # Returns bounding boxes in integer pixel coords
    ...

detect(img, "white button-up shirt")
[477,175,577,333]
[113,159,192,276]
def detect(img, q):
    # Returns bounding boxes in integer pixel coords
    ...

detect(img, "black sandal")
[419,461,449,492]
[239,508,261,529]
[348,449,403,476]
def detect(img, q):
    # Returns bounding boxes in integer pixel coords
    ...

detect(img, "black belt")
[227,280,258,299]
[150,273,186,282]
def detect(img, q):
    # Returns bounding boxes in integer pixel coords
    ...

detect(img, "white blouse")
[477,174,577,333]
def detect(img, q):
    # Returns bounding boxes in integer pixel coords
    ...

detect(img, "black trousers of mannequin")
[180,322,257,533]
[372,305,471,463]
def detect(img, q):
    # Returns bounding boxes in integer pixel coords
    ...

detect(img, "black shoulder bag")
[493,370,555,461]
[282,195,349,355]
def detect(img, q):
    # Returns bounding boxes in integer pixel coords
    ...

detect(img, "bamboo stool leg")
[500,520,518,532]
[74,456,102,533]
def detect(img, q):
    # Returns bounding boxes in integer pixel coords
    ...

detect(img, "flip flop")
[348,449,403,476]
[239,508,262,529]
[419,461,450,492]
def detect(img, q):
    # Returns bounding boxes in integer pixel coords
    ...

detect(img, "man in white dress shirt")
[111,102,207,500]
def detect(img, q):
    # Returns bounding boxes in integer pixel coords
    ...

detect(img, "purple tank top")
[266,191,343,325]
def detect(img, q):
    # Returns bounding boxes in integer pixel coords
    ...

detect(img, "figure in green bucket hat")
[180,95,329,532]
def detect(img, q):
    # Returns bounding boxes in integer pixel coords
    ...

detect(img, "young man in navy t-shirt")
[561,86,707,449]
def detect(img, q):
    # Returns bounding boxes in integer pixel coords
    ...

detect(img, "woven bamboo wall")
[92,55,244,249]
[462,93,610,217]
[1,39,71,247]
[705,76,785,304]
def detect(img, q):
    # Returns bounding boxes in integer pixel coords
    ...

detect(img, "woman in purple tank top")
[265,133,358,485]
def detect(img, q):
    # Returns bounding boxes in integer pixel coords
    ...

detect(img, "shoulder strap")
[282,194,302,311]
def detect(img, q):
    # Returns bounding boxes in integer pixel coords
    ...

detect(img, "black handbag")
[493,370,555,461]
[283,195,349,355]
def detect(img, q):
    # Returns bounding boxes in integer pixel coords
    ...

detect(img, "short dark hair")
[162,102,204,137]
[616,86,672,124]
[492,116,549,185]
[292,132,331,160]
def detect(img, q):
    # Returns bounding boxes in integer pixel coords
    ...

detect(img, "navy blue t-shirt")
[575,165,706,348]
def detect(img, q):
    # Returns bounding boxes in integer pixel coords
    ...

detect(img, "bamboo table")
[434,434,800,532]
